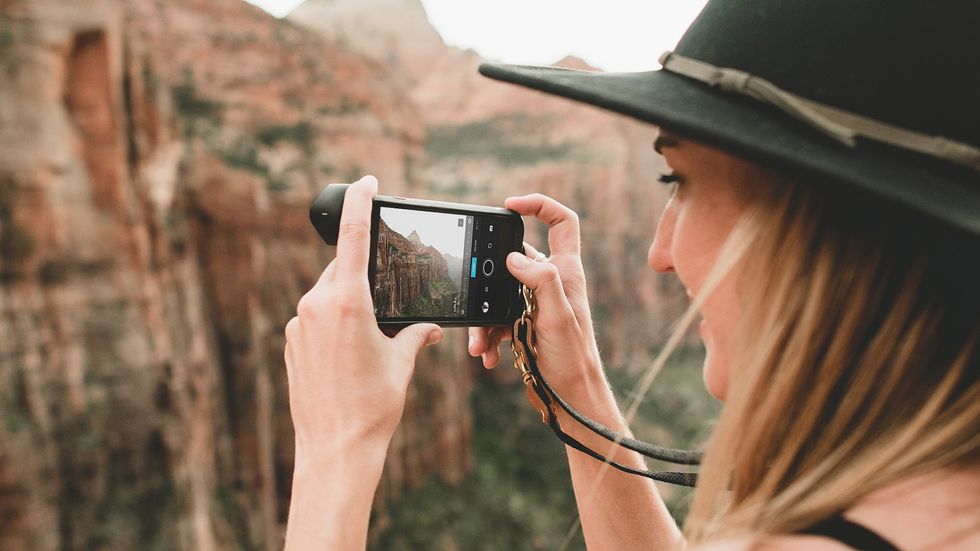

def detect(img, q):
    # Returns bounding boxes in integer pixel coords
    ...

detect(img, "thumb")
[393,323,443,357]
[506,252,577,322]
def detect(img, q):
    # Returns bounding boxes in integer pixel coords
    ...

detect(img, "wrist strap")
[510,285,701,487]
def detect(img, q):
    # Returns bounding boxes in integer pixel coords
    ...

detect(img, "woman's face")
[648,135,776,400]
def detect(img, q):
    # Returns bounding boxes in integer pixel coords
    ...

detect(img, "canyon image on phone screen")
[369,198,523,326]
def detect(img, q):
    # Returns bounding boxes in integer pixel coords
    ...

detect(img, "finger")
[393,323,443,359]
[300,259,337,320]
[468,327,491,356]
[526,237,587,304]
[481,327,509,369]
[505,194,580,256]
[283,318,298,383]
[522,241,545,261]
[506,251,578,325]
[313,259,338,289]
[284,341,295,382]
[482,328,503,368]
[482,347,500,369]
[334,175,378,285]
[487,325,512,346]
[469,325,511,357]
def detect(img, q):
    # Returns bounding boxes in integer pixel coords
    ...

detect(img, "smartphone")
[310,184,525,327]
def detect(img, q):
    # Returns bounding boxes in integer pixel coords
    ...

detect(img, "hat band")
[659,51,980,172]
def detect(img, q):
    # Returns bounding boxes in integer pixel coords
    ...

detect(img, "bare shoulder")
[694,534,851,551]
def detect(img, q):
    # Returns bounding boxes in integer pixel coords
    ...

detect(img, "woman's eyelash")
[657,172,684,185]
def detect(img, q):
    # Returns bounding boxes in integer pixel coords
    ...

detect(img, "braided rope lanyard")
[510,285,702,487]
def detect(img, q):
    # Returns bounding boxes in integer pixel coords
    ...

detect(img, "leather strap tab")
[511,287,701,487]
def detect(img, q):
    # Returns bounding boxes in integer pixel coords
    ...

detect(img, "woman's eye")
[657,172,684,185]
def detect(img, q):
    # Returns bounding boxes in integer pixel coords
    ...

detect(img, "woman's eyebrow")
[653,135,680,155]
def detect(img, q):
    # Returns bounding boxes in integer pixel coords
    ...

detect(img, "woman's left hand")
[284,175,444,460]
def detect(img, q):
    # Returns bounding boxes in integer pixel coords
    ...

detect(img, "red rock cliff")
[0,0,691,548]
[0,0,472,549]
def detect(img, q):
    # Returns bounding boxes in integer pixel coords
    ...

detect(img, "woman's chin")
[702,349,728,401]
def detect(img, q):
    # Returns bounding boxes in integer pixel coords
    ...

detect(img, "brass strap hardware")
[508,283,702,487]
[511,286,554,424]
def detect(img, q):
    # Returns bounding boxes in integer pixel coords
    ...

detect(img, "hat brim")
[478,62,979,234]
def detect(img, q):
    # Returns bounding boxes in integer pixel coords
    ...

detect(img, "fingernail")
[468,335,475,353]
[427,330,443,346]
[509,252,531,268]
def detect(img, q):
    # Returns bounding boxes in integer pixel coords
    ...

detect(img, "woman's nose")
[648,201,676,273]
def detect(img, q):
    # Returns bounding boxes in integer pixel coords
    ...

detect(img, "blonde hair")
[680,175,980,542]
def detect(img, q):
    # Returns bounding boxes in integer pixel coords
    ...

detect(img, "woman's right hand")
[473,195,683,551]
[468,193,605,401]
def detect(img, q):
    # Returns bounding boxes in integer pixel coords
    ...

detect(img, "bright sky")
[244,0,708,71]
[380,207,467,258]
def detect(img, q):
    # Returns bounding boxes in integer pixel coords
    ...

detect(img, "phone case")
[310,184,525,327]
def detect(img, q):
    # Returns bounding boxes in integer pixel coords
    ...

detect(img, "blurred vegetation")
[0,26,14,50]
[402,280,460,318]
[209,31,259,49]
[370,346,717,550]
[215,136,265,174]
[425,115,590,167]
[172,69,224,124]
[314,97,367,116]
[0,180,35,282]
[256,122,316,155]
[170,69,317,193]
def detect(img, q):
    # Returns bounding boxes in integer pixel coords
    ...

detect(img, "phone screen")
[371,204,520,322]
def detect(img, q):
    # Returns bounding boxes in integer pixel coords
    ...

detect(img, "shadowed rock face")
[0,0,689,548]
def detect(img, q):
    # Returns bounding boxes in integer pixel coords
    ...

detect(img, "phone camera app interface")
[374,207,474,319]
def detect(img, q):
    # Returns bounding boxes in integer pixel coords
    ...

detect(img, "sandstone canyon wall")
[0,1,471,549]
[0,0,691,549]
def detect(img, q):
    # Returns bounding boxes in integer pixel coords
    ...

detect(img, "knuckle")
[416,330,431,350]
[542,263,561,280]
[566,208,580,226]
[339,220,369,241]
[538,264,562,286]
[536,193,570,211]
[333,286,362,316]
[541,310,577,335]
[296,293,320,321]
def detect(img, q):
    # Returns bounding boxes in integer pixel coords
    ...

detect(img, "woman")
[282,1,979,549]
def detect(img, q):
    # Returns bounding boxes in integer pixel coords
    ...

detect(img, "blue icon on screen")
[471,257,477,278]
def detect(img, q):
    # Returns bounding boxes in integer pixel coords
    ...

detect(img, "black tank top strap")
[797,515,900,551]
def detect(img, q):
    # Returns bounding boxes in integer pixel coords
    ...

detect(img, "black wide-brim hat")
[478,0,980,235]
